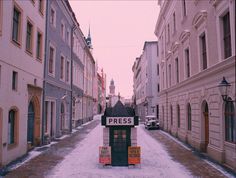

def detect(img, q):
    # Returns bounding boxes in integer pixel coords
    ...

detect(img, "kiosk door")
[110,127,130,166]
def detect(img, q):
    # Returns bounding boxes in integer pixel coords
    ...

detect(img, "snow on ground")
[47,123,193,178]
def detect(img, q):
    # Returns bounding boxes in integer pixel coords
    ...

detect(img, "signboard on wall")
[99,146,111,164]
[106,117,134,126]
[128,146,141,164]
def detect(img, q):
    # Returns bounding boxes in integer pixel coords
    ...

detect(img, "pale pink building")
[155,0,235,170]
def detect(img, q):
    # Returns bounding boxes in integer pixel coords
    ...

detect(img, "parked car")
[144,115,159,130]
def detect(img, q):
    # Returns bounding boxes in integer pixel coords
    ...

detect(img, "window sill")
[36,57,43,63]
[7,143,18,150]
[26,49,33,57]
[11,39,21,49]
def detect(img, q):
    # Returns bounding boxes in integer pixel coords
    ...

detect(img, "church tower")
[109,79,115,96]
[86,26,93,51]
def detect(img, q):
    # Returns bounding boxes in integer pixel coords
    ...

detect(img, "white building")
[155,0,235,170]
[0,0,45,166]
[133,41,159,122]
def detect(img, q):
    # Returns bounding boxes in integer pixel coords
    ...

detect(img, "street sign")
[128,146,141,164]
[99,146,111,164]
[106,117,134,126]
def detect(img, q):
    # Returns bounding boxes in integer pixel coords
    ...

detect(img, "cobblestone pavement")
[4,119,101,178]
[3,119,236,178]
[143,125,236,178]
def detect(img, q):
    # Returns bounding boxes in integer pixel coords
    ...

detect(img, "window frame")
[12,71,18,91]
[39,0,44,16]
[25,17,34,55]
[0,0,3,36]
[224,101,235,143]
[8,108,19,149]
[65,59,70,83]
[184,48,190,79]
[48,43,56,77]
[175,58,179,84]
[60,54,65,81]
[187,103,192,131]
[177,104,180,128]
[11,2,23,47]
[36,28,43,61]
[50,6,56,28]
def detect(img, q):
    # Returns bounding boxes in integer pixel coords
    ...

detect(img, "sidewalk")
[0,115,102,177]
[143,126,236,178]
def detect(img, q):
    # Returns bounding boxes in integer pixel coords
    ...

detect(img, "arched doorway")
[61,103,65,131]
[27,101,35,147]
[202,101,209,152]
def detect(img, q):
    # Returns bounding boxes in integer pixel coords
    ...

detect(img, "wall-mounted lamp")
[218,77,234,102]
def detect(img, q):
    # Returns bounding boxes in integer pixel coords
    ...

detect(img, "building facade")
[97,68,106,114]
[0,0,45,166]
[133,41,159,122]
[155,0,235,170]
[44,0,74,140]
[72,22,84,127]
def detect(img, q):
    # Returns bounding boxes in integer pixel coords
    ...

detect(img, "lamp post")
[218,77,234,102]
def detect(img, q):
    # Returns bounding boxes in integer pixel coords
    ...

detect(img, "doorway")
[110,127,131,166]
[27,101,35,147]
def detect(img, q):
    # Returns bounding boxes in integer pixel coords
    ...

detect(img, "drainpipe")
[41,0,49,145]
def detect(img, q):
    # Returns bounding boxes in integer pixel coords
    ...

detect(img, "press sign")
[106,117,134,126]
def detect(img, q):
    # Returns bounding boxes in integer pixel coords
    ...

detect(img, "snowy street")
[4,115,235,178]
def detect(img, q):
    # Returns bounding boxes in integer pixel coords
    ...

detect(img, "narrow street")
[4,115,235,178]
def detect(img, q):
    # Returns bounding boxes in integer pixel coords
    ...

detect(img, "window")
[36,31,42,60]
[45,101,48,133]
[12,5,22,45]
[50,7,56,27]
[175,58,179,83]
[60,56,64,80]
[185,48,190,78]
[170,105,173,125]
[222,12,231,59]
[66,61,70,82]
[157,64,159,76]
[48,46,55,75]
[12,71,18,91]
[8,109,17,145]
[200,33,207,70]
[26,20,33,54]
[0,65,1,87]
[182,0,187,17]
[177,105,180,128]
[0,0,3,36]
[157,83,160,93]
[173,12,176,33]
[168,64,171,87]
[61,22,65,40]
[66,29,70,46]
[39,0,44,15]
[225,100,235,142]
[167,24,170,42]
[187,103,191,131]
[72,97,76,119]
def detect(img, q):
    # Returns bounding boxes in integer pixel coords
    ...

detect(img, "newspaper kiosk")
[100,101,139,166]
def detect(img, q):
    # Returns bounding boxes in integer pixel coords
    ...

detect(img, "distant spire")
[86,25,92,49]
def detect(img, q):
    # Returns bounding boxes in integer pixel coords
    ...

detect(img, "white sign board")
[106,117,134,126]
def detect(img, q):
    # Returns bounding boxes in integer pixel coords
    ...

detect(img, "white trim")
[48,42,56,77]
[50,5,56,28]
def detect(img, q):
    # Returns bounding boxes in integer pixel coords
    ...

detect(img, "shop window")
[225,100,235,143]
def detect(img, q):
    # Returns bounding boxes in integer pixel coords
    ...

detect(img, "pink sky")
[69,1,160,98]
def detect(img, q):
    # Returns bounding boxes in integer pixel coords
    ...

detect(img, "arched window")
[177,105,180,128]
[170,105,173,125]
[225,101,235,142]
[187,103,192,131]
[8,109,17,144]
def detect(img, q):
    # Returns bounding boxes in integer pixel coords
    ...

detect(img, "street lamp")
[218,77,232,102]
